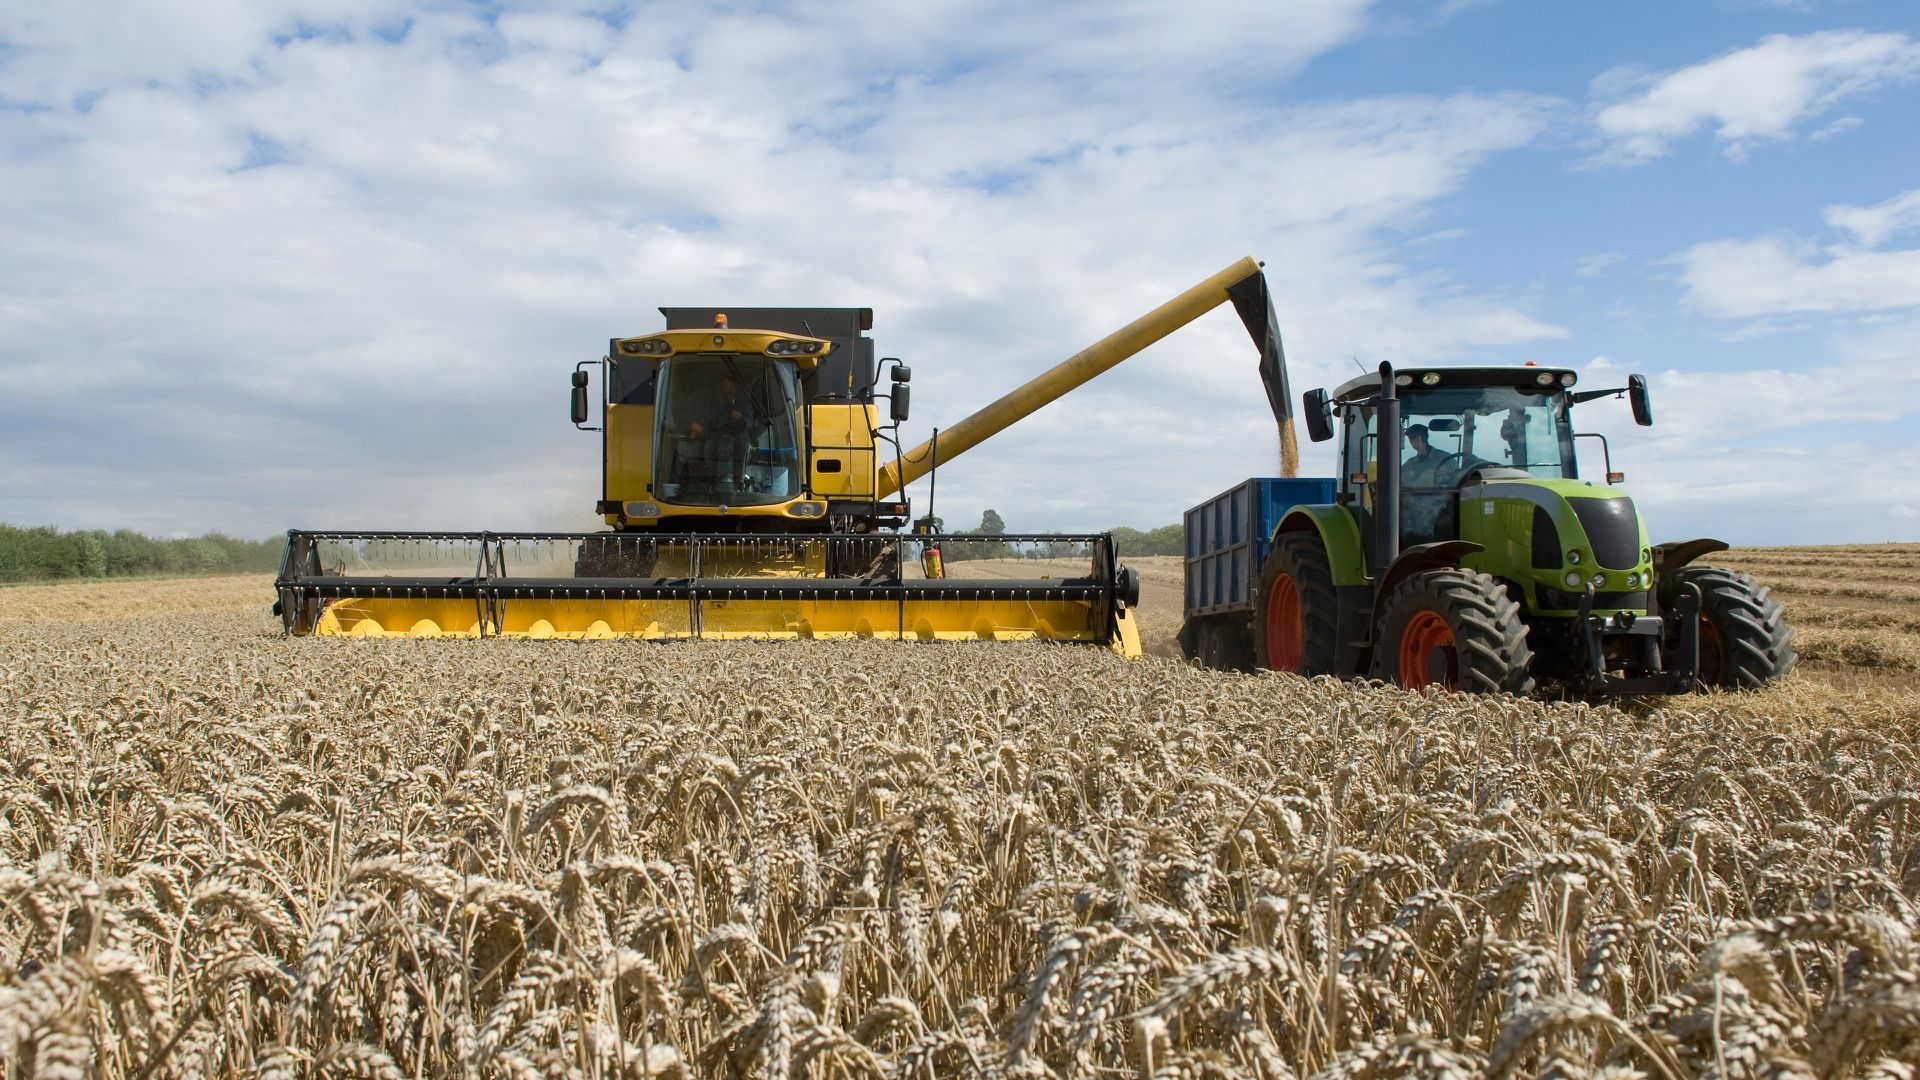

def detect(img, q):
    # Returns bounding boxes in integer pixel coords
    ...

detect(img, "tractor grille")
[1570,497,1639,569]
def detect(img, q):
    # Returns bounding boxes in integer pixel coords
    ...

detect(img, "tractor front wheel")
[1254,532,1340,676]
[1659,566,1795,689]
[1371,568,1534,695]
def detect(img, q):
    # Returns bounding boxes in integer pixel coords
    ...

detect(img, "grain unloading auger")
[276,258,1294,653]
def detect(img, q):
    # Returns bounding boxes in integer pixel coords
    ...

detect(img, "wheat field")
[1,558,1918,1079]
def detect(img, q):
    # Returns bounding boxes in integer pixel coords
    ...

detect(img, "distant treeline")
[1108,524,1184,558]
[938,510,1185,561]
[0,525,283,583]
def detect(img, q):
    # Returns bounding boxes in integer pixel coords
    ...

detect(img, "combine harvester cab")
[277,258,1289,655]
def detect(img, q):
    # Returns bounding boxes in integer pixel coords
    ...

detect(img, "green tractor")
[1180,362,1795,695]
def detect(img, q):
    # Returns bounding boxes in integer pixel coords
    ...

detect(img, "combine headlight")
[626,501,661,518]
[1536,371,1556,385]
[1564,571,1583,588]
[767,339,825,356]
[1567,549,1582,565]
[1421,372,1441,386]
[788,501,825,518]
[617,338,672,356]
[1560,372,1576,387]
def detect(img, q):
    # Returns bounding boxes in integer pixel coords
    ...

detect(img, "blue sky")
[2,0,1918,544]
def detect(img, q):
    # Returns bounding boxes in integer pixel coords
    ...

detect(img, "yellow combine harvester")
[274,257,1294,653]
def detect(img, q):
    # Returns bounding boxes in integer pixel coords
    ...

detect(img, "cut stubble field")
[1,546,1917,1077]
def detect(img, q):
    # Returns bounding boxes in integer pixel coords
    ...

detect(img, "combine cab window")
[654,355,802,506]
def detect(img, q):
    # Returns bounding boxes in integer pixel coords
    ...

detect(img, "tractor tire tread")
[1255,532,1340,676]
[1372,567,1534,696]
[1660,565,1796,690]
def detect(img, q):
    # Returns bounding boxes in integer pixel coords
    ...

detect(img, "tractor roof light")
[1536,371,1556,385]
[1395,374,1413,386]
[1560,372,1577,386]
[1420,372,1441,386]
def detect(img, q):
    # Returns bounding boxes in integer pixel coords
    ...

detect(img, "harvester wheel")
[1371,568,1533,695]
[1254,533,1339,676]
[1658,566,1795,689]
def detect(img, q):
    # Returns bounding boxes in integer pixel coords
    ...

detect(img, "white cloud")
[1574,251,1625,276]
[1675,236,1920,318]
[1564,345,1920,543]
[0,1,1573,539]
[1823,187,1920,246]
[1590,30,1920,164]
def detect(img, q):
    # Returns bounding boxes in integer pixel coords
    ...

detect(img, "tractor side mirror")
[890,384,911,423]
[571,370,590,425]
[1628,373,1652,426]
[890,362,911,383]
[1302,388,1334,442]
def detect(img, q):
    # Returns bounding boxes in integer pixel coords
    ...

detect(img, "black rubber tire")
[1370,568,1534,695]
[1176,618,1202,661]
[1253,532,1341,676]
[1202,618,1256,672]
[1658,565,1796,690]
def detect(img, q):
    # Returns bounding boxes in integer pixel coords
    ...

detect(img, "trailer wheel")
[1658,566,1795,689]
[1371,568,1533,695]
[1254,532,1339,676]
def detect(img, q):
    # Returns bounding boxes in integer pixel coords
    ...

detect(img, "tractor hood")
[1459,475,1654,616]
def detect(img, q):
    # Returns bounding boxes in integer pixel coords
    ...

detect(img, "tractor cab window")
[654,355,801,506]
[1401,385,1574,483]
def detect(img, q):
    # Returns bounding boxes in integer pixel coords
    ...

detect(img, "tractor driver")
[1401,424,1452,487]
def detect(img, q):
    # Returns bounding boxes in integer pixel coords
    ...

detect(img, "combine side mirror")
[1628,373,1652,426]
[571,370,590,425]
[1302,388,1334,443]
[890,384,911,423]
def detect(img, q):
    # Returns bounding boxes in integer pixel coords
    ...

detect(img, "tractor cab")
[1329,366,1581,550]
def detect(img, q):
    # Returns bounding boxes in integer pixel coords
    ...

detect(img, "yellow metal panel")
[312,593,1139,656]
[606,403,655,505]
[807,403,877,498]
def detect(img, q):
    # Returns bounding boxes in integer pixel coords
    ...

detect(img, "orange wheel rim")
[1264,572,1302,672]
[1398,610,1457,689]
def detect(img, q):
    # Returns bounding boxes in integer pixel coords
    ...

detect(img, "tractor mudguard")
[1367,540,1486,641]
[1652,538,1728,577]
[1274,506,1368,586]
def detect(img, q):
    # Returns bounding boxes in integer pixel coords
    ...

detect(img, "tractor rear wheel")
[1254,532,1340,676]
[1371,568,1533,695]
[1659,566,1795,689]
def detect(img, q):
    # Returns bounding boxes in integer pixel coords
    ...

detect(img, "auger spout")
[877,255,1278,499]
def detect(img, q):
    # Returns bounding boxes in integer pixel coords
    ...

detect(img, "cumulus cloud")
[1590,29,1920,164]
[1675,237,1920,318]
[0,1,1575,537]
[1823,187,1920,246]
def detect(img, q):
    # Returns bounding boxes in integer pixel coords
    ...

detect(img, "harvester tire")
[1254,532,1339,676]
[1659,566,1795,689]
[1371,568,1533,695]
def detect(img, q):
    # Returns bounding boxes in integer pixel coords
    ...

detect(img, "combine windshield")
[1399,384,1575,484]
[654,355,801,506]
